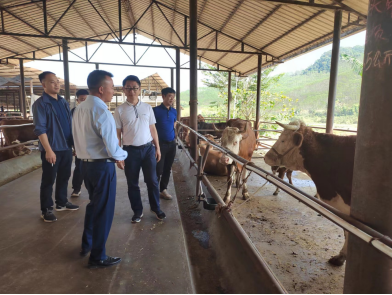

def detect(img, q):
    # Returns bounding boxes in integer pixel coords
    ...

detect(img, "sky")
[25,31,367,91]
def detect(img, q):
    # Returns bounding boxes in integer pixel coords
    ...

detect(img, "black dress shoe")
[88,256,122,268]
[80,249,90,257]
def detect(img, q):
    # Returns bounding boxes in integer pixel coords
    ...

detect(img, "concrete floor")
[0,162,194,294]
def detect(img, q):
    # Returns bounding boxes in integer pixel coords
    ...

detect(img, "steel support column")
[95,63,99,70]
[189,0,198,160]
[343,3,392,293]
[19,59,27,119]
[227,71,232,120]
[171,68,174,88]
[176,48,181,120]
[255,54,262,137]
[62,39,70,103]
[326,10,342,134]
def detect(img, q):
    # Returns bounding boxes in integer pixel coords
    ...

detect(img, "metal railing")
[177,121,392,262]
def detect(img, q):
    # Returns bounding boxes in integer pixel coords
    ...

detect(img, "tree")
[341,53,363,76]
[202,65,297,125]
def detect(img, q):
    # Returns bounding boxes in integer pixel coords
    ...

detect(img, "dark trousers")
[81,162,116,261]
[40,150,72,212]
[72,156,84,191]
[156,141,176,192]
[124,144,160,215]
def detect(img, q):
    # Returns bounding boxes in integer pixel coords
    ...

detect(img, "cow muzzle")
[220,155,233,165]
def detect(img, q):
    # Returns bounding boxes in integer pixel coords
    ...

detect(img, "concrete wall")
[176,149,286,293]
[0,151,41,187]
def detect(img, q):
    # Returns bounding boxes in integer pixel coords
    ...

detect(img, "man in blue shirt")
[153,87,177,200]
[33,71,79,223]
[73,70,127,268]
[70,89,89,197]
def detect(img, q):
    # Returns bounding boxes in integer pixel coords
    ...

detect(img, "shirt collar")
[126,99,141,107]
[160,103,171,111]
[42,92,63,103]
[89,95,108,109]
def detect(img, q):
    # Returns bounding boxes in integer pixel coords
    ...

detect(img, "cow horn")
[276,121,300,131]
[212,123,223,132]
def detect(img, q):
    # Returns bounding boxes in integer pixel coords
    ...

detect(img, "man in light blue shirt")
[72,70,127,269]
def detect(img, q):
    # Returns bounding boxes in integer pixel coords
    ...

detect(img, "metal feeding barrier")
[176,121,392,261]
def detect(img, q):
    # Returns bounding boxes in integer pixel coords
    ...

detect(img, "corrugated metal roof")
[0,0,368,75]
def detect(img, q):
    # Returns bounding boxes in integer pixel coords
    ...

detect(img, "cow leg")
[328,230,348,266]
[286,169,293,185]
[242,168,250,200]
[223,165,235,204]
[273,168,286,196]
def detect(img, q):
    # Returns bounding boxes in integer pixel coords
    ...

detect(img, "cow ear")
[293,132,303,147]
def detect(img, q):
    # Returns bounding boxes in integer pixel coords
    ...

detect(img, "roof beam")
[88,0,119,40]
[169,0,178,44]
[154,1,278,58]
[242,19,365,75]
[123,1,154,40]
[33,1,85,47]
[259,0,350,11]
[155,2,184,46]
[215,4,281,64]
[330,0,367,19]
[200,0,245,56]
[0,7,44,35]
[150,0,155,38]
[261,10,325,50]
[198,0,208,21]
[68,0,100,39]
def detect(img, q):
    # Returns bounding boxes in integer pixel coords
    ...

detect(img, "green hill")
[180,45,364,125]
[271,45,364,125]
[180,87,223,117]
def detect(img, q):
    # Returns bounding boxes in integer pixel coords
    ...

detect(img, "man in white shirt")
[114,75,166,223]
[73,70,127,268]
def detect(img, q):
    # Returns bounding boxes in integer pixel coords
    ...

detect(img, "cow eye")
[281,140,285,143]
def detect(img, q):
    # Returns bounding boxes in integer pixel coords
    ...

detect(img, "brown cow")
[271,166,293,196]
[198,134,228,176]
[264,120,355,266]
[178,114,206,146]
[215,119,256,204]
[0,140,32,162]
[0,119,37,145]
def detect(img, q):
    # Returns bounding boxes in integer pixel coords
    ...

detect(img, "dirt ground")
[206,153,346,294]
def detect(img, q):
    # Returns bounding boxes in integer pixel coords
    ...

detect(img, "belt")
[81,158,116,163]
[123,142,152,149]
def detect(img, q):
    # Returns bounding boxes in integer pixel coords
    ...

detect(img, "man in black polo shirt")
[153,87,177,200]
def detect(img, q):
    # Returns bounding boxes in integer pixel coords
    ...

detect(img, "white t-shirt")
[114,100,156,146]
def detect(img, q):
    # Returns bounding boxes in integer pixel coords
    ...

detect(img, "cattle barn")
[0,0,391,294]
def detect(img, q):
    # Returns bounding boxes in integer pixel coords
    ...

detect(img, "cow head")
[217,122,249,165]
[264,120,305,171]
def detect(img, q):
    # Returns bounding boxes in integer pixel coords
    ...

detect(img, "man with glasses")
[114,75,166,223]
[153,87,177,200]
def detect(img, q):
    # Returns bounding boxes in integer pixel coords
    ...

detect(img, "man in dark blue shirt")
[33,71,79,223]
[153,87,177,200]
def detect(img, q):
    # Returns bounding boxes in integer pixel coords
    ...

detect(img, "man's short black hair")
[76,89,89,97]
[38,71,56,83]
[87,70,113,90]
[162,87,176,96]
[122,75,141,87]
